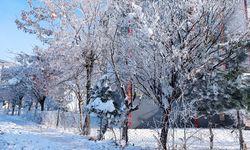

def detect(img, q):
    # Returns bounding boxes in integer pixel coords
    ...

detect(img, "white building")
[224,0,250,70]
[0,59,15,83]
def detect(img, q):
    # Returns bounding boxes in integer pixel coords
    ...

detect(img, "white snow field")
[0,114,141,150]
[1,112,250,150]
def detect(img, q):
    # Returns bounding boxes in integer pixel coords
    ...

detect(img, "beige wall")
[229,0,250,69]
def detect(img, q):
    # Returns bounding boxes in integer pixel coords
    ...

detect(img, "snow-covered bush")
[86,75,123,139]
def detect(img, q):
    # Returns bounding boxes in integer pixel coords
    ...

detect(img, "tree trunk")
[237,110,245,150]
[28,102,32,111]
[98,117,104,140]
[122,117,129,145]
[98,117,108,140]
[183,125,187,150]
[40,101,44,111]
[35,101,38,115]
[83,58,94,135]
[6,101,10,114]
[56,108,60,127]
[78,99,84,133]
[83,114,91,135]
[17,96,23,116]
[11,103,15,116]
[17,102,22,116]
[208,113,214,150]
[160,109,170,150]
[39,96,46,111]
[121,81,133,145]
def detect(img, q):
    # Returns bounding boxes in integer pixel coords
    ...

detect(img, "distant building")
[0,59,15,83]
[0,59,15,69]
[222,0,250,69]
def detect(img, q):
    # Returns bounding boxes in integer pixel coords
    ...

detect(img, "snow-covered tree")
[111,1,249,149]
[0,52,53,114]
[2,76,26,115]
[0,62,32,115]
[14,0,250,148]
[99,1,144,144]
[16,0,111,135]
[86,75,120,140]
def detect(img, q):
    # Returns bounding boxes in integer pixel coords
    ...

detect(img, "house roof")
[0,59,15,67]
[0,59,8,64]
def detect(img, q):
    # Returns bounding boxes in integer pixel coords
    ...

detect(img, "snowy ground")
[1,112,250,150]
[105,128,250,150]
[0,114,141,150]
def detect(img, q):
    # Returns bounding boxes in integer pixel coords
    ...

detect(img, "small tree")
[86,75,118,140]
[86,74,139,143]
[16,0,108,135]
[192,71,230,150]
[227,77,250,150]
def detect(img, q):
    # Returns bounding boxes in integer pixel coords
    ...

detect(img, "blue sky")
[0,0,41,62]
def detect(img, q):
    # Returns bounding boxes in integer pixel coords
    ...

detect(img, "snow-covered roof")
[0,59,9,64]
[0,59,15,67]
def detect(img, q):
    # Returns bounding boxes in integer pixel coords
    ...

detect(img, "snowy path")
[2,113,250,150]
[0,114,139,150]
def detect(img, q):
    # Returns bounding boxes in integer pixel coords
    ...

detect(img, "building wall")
[226,0,250,70]
[0,59,15,83]
[227,0,248,34]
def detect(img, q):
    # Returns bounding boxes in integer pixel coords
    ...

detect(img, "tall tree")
[119,1,249,149]
[16,0,109,135]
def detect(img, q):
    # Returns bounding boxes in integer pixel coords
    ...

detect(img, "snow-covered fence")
[23,111,80,130]
[22,111,100,132]
[101,128,250,150]
[13,110,250,149]
[17,110,250,149]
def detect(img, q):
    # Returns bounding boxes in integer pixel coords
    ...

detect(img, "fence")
[19,110,250,150]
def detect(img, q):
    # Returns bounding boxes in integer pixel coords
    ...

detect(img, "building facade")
[0,59,15,83]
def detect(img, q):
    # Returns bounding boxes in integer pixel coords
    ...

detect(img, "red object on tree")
[128,28,133,34]
[127,80,133,128]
